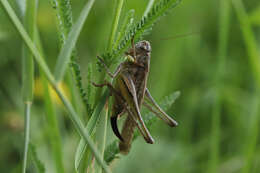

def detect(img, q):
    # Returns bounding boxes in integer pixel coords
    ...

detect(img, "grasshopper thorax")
[126,40,151,69]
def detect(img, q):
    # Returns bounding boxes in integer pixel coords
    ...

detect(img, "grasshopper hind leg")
[111,109,126,142]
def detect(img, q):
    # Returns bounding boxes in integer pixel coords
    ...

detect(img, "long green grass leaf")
[54,0,95,82]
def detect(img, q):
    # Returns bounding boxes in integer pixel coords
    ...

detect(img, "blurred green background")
[1,0,260,172]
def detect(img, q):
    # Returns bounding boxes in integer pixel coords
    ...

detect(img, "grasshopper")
[93,39,178,154]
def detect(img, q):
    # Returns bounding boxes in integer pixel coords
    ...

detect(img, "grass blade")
[54,0,95,82]
[23,103,32,173]
[22,0,36,172]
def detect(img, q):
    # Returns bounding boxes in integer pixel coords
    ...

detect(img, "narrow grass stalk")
[54,0,96,82]
[22,103,32,173]
[107,0,125,52]
[208,1,230,172]
[0,1,110,172]
[143,0,155,17]
[232,0,260,172]
[22,0,36,172]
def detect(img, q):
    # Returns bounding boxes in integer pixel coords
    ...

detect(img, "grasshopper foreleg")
[97,56,122,78]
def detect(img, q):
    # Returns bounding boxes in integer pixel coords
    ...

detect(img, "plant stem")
[22,0,36,172]
[22,103,32,173]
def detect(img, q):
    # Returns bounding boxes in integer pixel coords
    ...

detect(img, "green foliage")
[3,0,260,172]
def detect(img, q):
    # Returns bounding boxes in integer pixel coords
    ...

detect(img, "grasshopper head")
[135,41,151,68]
[135,40,151,53]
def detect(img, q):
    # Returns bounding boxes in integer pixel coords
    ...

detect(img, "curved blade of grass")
[22,0,36,172]
[54,0,95,82]
[75,90,109,172]
[232,0,260,172]
[0,1,110,172]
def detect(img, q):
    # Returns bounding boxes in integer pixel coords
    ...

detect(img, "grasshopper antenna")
[160,31,201,41]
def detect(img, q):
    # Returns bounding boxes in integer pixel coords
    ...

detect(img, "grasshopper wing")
[144,88,178,127]
[117,72,154,144]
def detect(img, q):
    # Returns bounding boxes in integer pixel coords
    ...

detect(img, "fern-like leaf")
[70,61,93,115]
